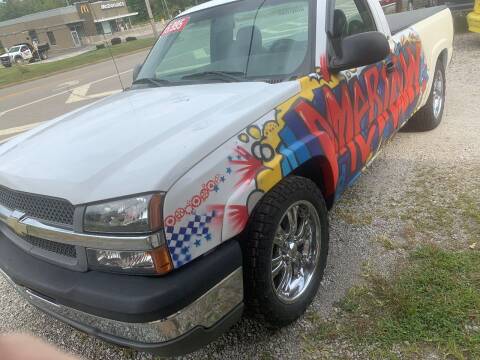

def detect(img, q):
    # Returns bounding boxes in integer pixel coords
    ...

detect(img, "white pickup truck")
[0,0,453,356]
[0,42,49,67]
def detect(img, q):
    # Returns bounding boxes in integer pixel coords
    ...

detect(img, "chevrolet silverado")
[0,0,454,356]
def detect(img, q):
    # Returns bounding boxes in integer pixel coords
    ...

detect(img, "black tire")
[243,176,329,328]
[14,56,24,65]
[404,59,445,132]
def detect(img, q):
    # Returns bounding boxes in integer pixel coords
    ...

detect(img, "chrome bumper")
[0,267,243,345]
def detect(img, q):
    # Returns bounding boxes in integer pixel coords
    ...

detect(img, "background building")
[0,1,138,51]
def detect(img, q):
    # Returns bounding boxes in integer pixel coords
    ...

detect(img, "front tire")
[243,176,329,328]
[404,59,446,131]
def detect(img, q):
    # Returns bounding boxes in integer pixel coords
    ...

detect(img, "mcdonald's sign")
[79,4,90,14]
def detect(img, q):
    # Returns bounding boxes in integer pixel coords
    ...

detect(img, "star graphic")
[226,167,232,174]
[194,239,202,247]
[236,154,242,160]
[227,155,233,161]
[205,233,212,241]
[214,185,220,192]
[220,176,226,182]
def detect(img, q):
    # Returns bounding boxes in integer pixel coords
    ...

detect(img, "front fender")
[163,77,344,269]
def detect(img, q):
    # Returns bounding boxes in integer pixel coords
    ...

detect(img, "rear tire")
[404,59,445,132]
[243,176,329,328]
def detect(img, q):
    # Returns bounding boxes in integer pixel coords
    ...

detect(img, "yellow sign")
[80,4,90,14]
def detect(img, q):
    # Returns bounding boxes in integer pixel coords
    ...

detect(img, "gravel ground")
[1,33,479,360]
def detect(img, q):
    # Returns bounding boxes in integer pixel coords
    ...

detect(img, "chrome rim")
[408,1,414,10]
[271,201,321,303]
[433,69,444,119]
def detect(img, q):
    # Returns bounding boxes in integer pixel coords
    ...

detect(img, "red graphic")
[161,16,190,36]
[283,37,427,199]
[228,205,249,232]
[319,54,331,82]
[230,146,264,188]
[206,204,226,229]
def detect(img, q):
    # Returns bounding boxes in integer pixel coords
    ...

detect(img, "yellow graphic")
[237,74,336,194]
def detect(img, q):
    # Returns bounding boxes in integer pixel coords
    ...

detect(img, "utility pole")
[144,0,159,38]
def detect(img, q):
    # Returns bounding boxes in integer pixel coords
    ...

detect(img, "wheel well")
[290,157,335,209]
[438,48,448,71]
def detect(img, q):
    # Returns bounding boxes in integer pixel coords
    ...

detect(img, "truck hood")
[0,82,299,204]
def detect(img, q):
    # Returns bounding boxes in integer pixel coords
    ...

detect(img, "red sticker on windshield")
[161,17,190,36]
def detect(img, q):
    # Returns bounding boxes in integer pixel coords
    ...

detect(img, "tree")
[125,0,209,23]
[0,0,66,22]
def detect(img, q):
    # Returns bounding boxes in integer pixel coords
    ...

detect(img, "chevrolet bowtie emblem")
[6,210,28,236]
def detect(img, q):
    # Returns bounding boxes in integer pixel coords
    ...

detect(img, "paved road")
[0,49,150,143]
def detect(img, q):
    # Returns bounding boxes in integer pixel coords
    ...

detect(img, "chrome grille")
[0,185,74,227]
[22,235,77,258]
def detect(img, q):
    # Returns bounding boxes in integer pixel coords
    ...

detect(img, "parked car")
[0,0,453,356]
[467,0,480,30]
[0,42,49,68]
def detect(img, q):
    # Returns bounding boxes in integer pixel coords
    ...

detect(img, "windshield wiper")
[132,78,171,87]
[182,71,245,82]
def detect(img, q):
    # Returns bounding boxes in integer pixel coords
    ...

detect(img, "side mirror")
[133,64,142,82]
[329,31,390,73]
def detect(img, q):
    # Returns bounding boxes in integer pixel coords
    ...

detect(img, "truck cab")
[0,0,453,356]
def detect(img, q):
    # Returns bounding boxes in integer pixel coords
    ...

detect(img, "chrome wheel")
[408,1,414,11]
[432,68,444,119]
[271,201,321,303]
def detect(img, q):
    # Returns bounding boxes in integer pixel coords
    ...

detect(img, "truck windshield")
[136,0,313,85]
[8,46,21,53]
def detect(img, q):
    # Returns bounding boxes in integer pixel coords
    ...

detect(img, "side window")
[333,0,376,38]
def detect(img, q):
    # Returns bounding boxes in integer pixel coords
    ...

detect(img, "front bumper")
[0,56,11,66]
[0,267,243,356]
[0,232,244,356]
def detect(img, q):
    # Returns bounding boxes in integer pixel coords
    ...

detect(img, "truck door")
[325,0,391,194]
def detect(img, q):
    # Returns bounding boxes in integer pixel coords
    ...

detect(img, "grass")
[304,246,480,359]
[0,38,155,88]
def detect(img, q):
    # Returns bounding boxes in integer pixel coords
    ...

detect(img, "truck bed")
[386,6,448,35]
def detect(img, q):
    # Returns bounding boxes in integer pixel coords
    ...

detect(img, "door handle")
[385,60,395,75]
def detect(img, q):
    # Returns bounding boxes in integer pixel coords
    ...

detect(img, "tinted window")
[333,0,376,37]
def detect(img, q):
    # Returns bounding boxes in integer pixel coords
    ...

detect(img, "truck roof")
[180,0,239,16]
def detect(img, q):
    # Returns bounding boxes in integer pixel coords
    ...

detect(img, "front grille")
[22,235,77,258]
[0,185,75,227]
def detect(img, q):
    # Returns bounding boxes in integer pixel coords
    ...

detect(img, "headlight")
[86,247,173,275]
[83,193,164,234]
